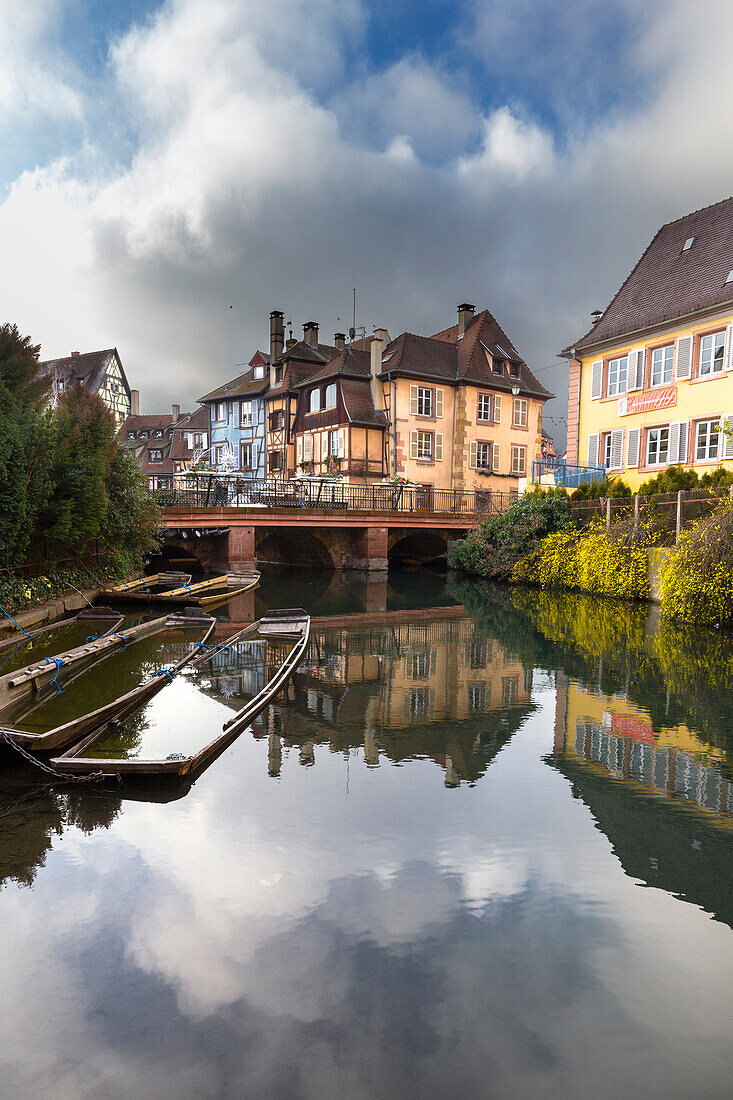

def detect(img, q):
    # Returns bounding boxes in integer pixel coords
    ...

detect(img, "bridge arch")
[388,530,449,566]
[146,538,208,577]
[256,529,336,570]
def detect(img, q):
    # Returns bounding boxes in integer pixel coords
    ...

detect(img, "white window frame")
[512,397,528,427]
[695,419,721,461]
[604,433,613,468]
[416,430,433,460]
[651,345,674,387]
[475,441,492,469]
[215,401,226,422]
[328,429,340,456]
[240,442,253,469]
[240,401,253,427]
[149,449,163,463]
[699,331,726,377]
[607,356,628,397]
[417,387,433,417]
[646,426,669,466]
[477,393,492,422]
[325,383,337,409]
[309,389,321,413]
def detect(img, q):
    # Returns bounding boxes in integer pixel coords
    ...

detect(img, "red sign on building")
[618,387,677,417]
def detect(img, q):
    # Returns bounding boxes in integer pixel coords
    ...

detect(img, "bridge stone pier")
[159,507,471,573]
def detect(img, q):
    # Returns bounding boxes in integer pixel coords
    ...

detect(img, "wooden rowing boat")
[1,608,217,753]
[52,609,310,780]
[99,571,260,608]
[0,610,166,718]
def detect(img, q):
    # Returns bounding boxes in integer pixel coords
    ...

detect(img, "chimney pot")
[269,309,284,387]
[334,332,346,351]
[370,328,389,412]
[130,389,140,416]
[70,350,80,357]
[172,403,180,421]
[457,303,475,339]
[303,321,319,347]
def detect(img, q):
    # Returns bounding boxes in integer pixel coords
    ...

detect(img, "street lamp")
[511,383,520,396]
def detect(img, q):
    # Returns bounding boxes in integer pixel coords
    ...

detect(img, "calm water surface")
[1,570,732,1098]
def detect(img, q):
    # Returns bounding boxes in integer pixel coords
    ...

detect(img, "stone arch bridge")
[156,507,474,573]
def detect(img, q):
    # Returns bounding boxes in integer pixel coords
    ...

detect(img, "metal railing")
[150,474,518,517]
[531,459,606,488]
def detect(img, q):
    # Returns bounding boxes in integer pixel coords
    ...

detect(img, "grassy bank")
[0,562,130,618]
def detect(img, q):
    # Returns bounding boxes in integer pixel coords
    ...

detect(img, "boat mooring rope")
[0,605,33,639]
[152,667,177,681]
[43,656,65,693]
[0,729,111,785]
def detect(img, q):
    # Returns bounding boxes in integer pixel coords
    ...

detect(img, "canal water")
[1,570,732,1098]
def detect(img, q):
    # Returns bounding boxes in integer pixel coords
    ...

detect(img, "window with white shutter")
[626,427,640,467]
[627,349,645,391]
[587,433,599,467]
[678,421,689,464]
[296,436,303,463]
[492,444,500,472]
[493,395,502,423]
[723,416,733,459]
[726,325,733,372]
[409,385,419,415]
[668,420,689,464]
[303,434,314,461]
[435,389,444,418]
[608,428,624,471]
[338,429,345,457]
[469,441,477,468]
[410,431,419,459]
[675,335,692,380]
[435,433,443,460]
[590,360,603,399]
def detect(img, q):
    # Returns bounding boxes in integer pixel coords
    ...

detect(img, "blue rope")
[85,634,99,643]
[44,656,65,693]
[152,667,177,681]
[111,632,128,644]
[0,605,32,639]
[193,642,232,651]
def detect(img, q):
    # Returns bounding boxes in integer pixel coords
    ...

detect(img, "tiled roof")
[381,310,552,400]
[199,367,268,403]
[39,348,129,397]
[296,347,371,386]
[341,378,388,428]
[570,196,733,353]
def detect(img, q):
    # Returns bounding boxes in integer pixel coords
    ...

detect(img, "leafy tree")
[41,383,116,552]
[0,324,54,567]
[448,494,572,578]
[100,445,161,572]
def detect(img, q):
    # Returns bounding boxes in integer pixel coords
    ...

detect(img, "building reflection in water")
[252,609,537,785]
[550,669,733,928]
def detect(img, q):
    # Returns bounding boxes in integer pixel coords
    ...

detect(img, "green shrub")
[659,499,733,623]
[637,464,700,496]
[448,495,572,578]
[570,476,631,500]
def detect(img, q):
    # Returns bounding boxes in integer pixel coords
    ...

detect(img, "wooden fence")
[568,487,733,544]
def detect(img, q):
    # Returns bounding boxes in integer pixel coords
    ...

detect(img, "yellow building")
[563,197,733,489]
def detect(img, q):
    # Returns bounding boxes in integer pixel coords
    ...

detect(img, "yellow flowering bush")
[659,500,733,623]
[512,519,650,600]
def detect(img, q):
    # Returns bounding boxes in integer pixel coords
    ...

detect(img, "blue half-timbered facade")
[198,351,269,478]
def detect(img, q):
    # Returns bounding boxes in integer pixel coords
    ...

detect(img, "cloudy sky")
[1,0,731,446]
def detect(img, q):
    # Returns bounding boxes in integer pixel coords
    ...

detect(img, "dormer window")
[254,364,265,380]
[127,430,136,439]
[309,389,321,413]
[149,449,163,462]
[510,363,519,379]
[325,383,337,409]
[492,359,503,375]
[154,429,163,437]
[275,366,283,384]
[140,430,149,439]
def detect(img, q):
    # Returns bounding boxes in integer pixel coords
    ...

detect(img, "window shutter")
[668,421,680,464]
[338,429,345,457]
[627,349,644,392]
[626,427,640,468]
[435,389,444,418]
[609,428,624,470]
[304,434,313,460]
[724,416,733,459]
[493,395,502,423]
[410,431,418,459]
[469,441,477,468]
[678,420,689,464]
[410,385,419,415]
[591,360,603,399]
[296,436,303,463]
[675,335,692,380]
[587,433,599,467]
[492,444,500,472]
[726,325,733,371]
[435,433,443,460]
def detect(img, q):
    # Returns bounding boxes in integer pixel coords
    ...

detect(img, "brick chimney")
[70,351,80,357]
[303,321,319,347]
[457,303,475,338]
[269,310,284,387]
[172,403,180,421]
[334,332,346,351]
[130,389,140,415]
[370,329,389,411]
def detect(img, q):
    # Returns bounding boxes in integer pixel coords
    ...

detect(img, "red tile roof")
[569,196,733,353]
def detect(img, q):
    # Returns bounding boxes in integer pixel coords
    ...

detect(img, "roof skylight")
[682,237,695,251]
[726,270,733,284]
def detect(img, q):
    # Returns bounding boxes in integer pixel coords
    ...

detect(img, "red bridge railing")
[151,474,517,518]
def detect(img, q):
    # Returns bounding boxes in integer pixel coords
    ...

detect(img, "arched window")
[325,383,337,408]
[309,389,321,413]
